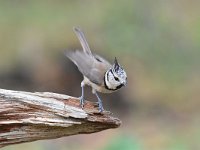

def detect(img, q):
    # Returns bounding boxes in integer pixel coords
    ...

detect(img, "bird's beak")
[122,81,127,86]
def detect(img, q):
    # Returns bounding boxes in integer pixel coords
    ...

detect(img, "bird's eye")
[114,76,119,81]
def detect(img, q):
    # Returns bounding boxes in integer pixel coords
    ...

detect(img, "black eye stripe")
[106,70,110,82]
[114,76,119,81]
[110,69,114,75]
[110,69,120,81]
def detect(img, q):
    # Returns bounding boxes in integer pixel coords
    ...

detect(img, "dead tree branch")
[0,89,121,148]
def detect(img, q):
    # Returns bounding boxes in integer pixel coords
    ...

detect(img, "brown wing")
[65,50,112,85]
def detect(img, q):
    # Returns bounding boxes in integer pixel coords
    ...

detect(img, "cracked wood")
[0,89,121,148]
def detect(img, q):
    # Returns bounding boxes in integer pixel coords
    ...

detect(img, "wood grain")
[0,89,121,147]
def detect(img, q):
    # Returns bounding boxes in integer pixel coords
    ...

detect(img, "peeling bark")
[0,89,121,147]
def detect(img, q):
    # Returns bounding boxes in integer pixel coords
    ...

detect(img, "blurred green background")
[1,0,200,150]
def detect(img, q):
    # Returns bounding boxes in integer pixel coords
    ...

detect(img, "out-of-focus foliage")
[103,136,142,150]
[0,0,200,150]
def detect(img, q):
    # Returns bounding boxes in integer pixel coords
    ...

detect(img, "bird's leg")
[79,81,85,109]
[93,90,104,112]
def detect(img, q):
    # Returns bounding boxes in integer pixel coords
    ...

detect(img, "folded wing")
[65,50,111,85]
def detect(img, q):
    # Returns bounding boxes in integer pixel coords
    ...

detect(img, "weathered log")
[0,89,121,148]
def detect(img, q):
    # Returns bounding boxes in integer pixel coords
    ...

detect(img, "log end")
[0,89,121,147]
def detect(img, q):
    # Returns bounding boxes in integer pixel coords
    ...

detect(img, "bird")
[65,27,127,112]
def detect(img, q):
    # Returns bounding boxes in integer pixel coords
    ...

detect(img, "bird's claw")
[79,96,84,109]
[98,102,104,113]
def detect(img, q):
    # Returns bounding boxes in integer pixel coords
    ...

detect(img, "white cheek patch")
[105,70,119,90]
[104,68,126,91]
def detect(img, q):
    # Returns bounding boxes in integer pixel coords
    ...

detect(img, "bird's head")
[105,57,127,90]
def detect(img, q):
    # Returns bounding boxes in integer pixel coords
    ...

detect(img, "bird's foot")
[98,102,104,113]
[79,96,84,109]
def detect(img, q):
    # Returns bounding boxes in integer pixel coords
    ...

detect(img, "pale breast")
[83,76,114,93]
